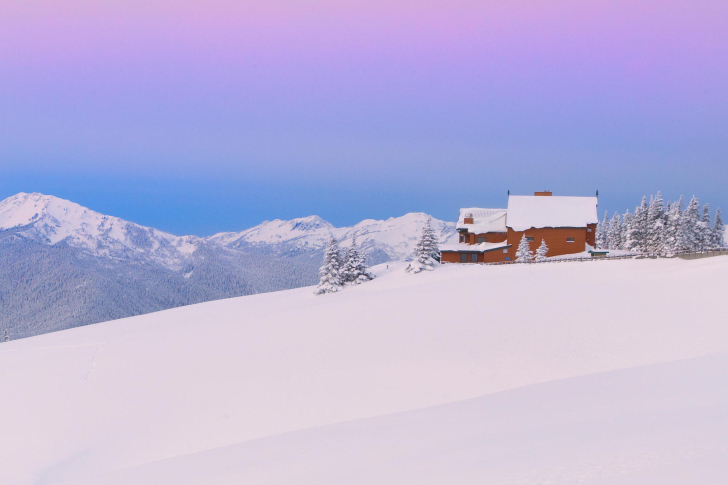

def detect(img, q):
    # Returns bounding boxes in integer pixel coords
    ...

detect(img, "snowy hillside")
[0,193,453,339]
[208,212,457,261]
[1,257,728,484]
[0,193,199,269]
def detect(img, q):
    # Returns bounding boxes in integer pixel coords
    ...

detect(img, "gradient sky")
[1,0,727,235]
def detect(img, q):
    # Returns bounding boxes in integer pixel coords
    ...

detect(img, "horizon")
[1,189,723,238]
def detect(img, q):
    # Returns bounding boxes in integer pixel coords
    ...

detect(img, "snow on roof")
[506,196,598,231]
[456,208,507,234]
[440,241,510,253]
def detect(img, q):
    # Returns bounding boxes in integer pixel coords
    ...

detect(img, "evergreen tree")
[2,330,8,342]
[515,235,534,263]
[314,236,343,294]
[664,196,683,252]
[714,208,725,248]
[700,204,711,249]
[406,217,439,273]
[626,197,648,251]
[596,212,609,249]
[677,196,701,250]
[646,191,665,252]
[341,234,374,285]
[620,209,632,250]
[534,239,549,262]
[607,212,622,250]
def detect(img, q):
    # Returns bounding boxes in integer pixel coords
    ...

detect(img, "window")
[460,253,467,263]
[526,237,534,242]
[459,234,465,243]
[566,237,575,243]
[477,237,486,243]
[503,249,508,253]
[587,228,592,233]
[470,254,478,263]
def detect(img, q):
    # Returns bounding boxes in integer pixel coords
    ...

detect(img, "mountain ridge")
[0,192,456,340]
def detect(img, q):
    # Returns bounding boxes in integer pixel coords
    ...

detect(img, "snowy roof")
[506,196,598,231]
[456,208,508,234]
[440,242,511,253]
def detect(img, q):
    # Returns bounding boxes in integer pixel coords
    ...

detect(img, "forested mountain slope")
[0,193,455,339]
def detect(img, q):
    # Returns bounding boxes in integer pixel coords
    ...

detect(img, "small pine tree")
[341,235,374,285]
[314,236,343,294]
[2,330,8,342]
[515,234,534,263]
[534,239,549,262]
[714,208,725,248]
[406,217,439,273]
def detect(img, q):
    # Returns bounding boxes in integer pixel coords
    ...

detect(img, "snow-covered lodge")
[441,192,598,263]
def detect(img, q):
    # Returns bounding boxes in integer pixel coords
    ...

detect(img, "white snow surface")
[507,195,599,231]
[2,257,728,484]
[440,241,510,253]
[456,207,508,233]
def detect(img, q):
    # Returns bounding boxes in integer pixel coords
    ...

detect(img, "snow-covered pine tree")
[406,217,439,273]
[314,236,343,294]
[341,234,374,285]
[646,191,665,252]
[620,209,632,250]
[607,212,622,250]
[515,234,534,263]
[534,239,549,262]
[663,196,683,252]
[2,330,8,342]
[626,197,648,251]
[700,204,711,249]
[596,211,609,249]
[677,196,701,251]
[714,208,725,248]
[422,217,440,262]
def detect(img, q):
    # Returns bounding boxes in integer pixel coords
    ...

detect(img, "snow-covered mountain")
[2,193,456,263]
[0,192,455,339]
[209,212,457,262]
[0,193,200,270]
[2,258,728,484]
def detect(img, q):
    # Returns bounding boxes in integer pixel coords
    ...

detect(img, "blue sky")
[1,0,726,235]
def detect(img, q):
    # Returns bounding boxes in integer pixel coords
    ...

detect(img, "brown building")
[440,192,598,263]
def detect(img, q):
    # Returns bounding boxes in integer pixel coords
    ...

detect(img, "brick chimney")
[463,212,474,224]
[534,191,552,196]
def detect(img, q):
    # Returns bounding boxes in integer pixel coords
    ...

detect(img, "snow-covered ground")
[2,257,728,484]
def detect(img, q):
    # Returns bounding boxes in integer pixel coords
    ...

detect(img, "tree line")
[596,193,724,252]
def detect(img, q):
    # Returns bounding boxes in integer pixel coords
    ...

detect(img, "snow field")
[1,257,728,484]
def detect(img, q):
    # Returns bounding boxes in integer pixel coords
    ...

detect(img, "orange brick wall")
[506,227,588,258]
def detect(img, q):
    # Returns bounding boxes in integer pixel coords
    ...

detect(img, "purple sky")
[1,0,727,234]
